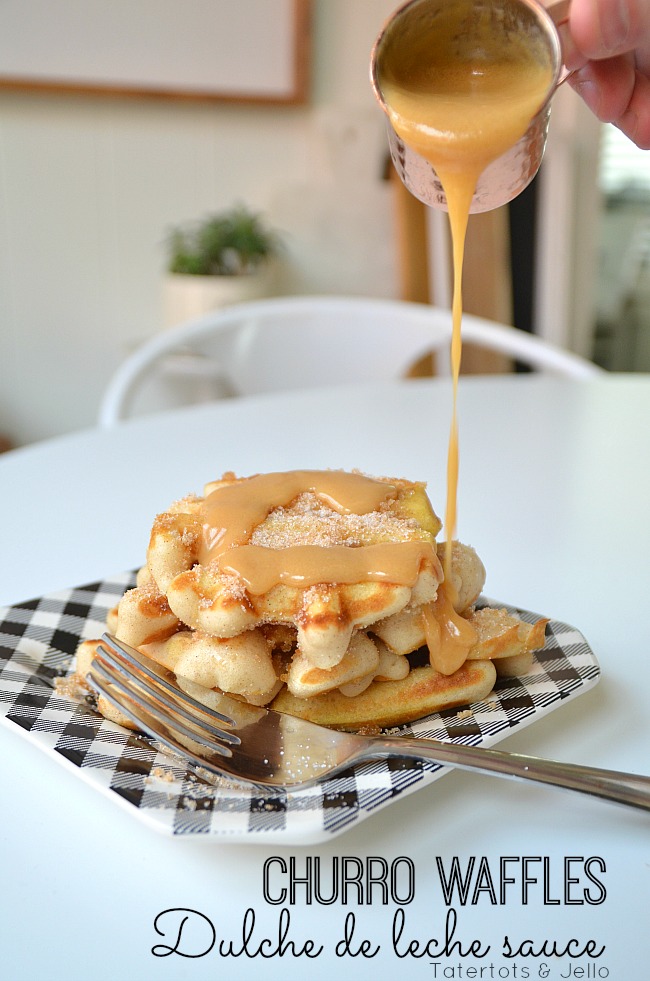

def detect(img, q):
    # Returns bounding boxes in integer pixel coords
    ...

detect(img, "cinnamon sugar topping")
[250,493,423,549]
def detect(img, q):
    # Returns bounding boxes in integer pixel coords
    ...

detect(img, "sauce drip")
[422,582,478,675]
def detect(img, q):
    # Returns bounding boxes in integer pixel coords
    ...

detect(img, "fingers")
[569,0,650,60]
[569,56,650,147]
[566,0,650,147]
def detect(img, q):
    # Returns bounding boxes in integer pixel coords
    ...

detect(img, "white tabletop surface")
[1,374,649,981]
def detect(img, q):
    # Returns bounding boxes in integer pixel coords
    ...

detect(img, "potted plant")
[163,205,281,326]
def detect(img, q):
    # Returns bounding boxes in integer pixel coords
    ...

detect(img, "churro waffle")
[75,469,548,731]
[146,471,443,667]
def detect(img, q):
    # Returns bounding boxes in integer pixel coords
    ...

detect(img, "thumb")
[569,0,650,59]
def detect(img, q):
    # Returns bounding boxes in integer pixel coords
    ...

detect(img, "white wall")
[0,0,399,446]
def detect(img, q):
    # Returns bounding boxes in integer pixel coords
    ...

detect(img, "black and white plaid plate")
[0,573,600,843]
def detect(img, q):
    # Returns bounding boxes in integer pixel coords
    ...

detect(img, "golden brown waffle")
[271,660,498,730]
[146,471,444,668]
[141,630,282,706]
[75,469,548,731]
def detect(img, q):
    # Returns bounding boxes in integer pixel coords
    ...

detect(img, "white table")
[1,375,649,981]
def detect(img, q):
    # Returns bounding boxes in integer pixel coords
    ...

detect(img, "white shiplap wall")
[0,0,398,446]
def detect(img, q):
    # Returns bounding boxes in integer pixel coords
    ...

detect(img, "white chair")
[98,295,604,428]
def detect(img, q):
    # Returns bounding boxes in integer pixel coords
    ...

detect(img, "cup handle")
[546,0,576,86]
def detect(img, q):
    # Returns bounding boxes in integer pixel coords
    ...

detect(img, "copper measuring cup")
[370,0,573,214]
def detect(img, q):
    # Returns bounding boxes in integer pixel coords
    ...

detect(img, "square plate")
[0,573,600,844]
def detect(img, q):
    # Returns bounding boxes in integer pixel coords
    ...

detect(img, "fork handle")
[361,736,650,812]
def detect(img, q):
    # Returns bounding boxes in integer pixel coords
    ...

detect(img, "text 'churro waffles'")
[76,469,547,730]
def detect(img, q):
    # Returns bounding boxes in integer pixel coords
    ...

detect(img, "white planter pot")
[163,265,276,328]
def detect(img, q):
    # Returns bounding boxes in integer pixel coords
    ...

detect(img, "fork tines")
[87,634,241,769]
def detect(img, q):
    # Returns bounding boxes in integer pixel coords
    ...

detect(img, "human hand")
[566,0,650,147]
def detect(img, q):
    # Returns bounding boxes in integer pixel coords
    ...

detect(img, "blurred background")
[0,0,648,449]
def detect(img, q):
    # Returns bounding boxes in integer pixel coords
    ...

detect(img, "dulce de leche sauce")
[200,470,435,595]
[200,469,476,674]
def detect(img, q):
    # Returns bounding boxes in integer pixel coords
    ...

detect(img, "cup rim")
[370,0,563,114]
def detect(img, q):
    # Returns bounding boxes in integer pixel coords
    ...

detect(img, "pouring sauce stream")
[379,7,554,578]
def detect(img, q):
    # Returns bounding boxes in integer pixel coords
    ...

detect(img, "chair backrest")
[98,295,604,427]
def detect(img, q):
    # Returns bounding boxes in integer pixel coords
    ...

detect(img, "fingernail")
[600,0,632,54]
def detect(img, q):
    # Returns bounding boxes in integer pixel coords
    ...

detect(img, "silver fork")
[87,634,650,810]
